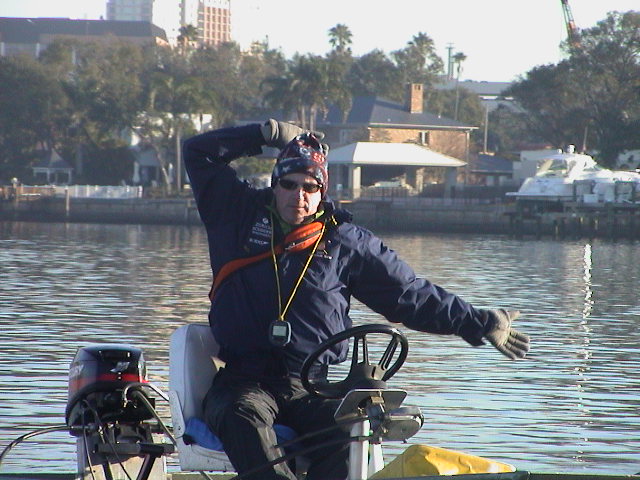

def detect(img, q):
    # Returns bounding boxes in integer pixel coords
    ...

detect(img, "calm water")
[1,221,639,475]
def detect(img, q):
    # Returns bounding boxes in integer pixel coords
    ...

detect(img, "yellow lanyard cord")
[270,213,326,322]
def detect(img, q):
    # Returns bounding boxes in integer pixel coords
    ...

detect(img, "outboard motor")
[66,344,173,480]
[66,344,152,430]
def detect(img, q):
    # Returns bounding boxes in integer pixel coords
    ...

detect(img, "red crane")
[560,0,581,51]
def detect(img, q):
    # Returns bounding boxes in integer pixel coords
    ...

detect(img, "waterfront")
[5,194,640,239]
[1,221,639,475]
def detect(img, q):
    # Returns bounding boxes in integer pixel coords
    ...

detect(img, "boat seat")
[168,323,301,473]
[169,323,234,472]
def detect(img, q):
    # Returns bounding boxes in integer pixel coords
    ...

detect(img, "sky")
[1,0,638,82]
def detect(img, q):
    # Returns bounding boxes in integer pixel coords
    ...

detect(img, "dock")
[507,201,640,239]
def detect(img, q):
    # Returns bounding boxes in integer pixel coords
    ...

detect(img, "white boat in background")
[508,146,640,204]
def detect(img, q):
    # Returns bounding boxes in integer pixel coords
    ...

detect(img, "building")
[328,142,466,200]
[242,83,476,199]
[107,0,154,23]
[435,79,514,112]
[180,0,231,47]
[0,17,168,57]
[320,83,476,161]
[467,153,513,186]
[313,83,477,199]
[32,149,73,185]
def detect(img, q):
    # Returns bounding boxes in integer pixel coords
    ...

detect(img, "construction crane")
[560,0,581,51]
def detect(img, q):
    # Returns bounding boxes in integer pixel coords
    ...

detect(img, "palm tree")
[138,65,215,193]
[290,54,332,130]
[261,73,298,120]
[328,24,353,54]
[453,52,467,121]
[177,24,199,54]
[392,32,444,86]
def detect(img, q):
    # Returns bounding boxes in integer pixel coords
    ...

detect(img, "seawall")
[2,196,640,239]
[344,199,512,234]
[0,197,202,226]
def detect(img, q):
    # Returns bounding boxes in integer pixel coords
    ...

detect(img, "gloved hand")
[482,309,530,360]
[319,141,330,156]
[260,119,325,150]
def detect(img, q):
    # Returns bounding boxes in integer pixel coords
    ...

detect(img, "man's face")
[273,173,322,225]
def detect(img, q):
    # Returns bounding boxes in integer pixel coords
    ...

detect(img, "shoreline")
[2,196,640,240]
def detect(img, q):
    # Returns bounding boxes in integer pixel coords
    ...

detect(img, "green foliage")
[231,156,275,178]
[506,62,589,148]
[0,54,69,181]
[328,24,353,54]
[2,9,637,182]
[487,105,543,153]
[82,142,135,184]
[391,33,444,88]
[177,23,199,52]
[427,88,484,126]
[348,50,401,99]
[506,10,640,166]
[0,24,452,182]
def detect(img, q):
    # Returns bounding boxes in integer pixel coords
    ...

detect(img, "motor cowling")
[66,344,154,433]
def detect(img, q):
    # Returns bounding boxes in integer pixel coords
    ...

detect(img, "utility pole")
[446,43,455,80]
[483,103,489,153]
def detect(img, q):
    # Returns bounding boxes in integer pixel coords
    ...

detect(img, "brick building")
[320,83,476,162]
[315,83,477,197]
[180,0,231,47]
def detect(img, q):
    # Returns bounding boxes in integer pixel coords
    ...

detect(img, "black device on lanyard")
[269,320,292,347]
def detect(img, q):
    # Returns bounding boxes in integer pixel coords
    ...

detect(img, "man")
[183,119,530,480]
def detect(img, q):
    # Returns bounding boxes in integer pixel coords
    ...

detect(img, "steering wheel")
[300,324,409,399]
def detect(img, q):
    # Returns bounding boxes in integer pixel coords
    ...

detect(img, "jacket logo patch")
[250,217,272,238]
[245,217,272,249]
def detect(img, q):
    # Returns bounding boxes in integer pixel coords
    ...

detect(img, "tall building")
[180,0,231,47]
[107,0,154,23]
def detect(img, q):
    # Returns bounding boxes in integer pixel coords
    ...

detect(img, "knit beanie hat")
[271,133,328,196]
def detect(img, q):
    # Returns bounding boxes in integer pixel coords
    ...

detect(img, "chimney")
[406,83,424,114]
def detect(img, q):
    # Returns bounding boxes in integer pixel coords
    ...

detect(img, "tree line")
[504,10,640,166]
[0,10,637,188]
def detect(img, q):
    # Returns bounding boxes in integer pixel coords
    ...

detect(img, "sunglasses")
[278,178,323,194]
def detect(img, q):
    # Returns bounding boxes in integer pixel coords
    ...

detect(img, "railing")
[331,185,519,205]
[1,185,143,200]
[0,185,56,201]
[52,185,143,199]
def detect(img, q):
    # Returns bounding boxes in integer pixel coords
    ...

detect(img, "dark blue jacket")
[183,124,491,377]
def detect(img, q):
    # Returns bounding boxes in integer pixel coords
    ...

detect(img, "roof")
[32,149,72,170]
[329,142,466,167]
[435,79,513,97]
[0,17,167,43]
[470,153,513,174]
[321,96,476,130]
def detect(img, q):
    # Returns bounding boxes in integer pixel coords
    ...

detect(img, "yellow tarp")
[370,444,516,478]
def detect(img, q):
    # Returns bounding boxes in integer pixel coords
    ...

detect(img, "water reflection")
[1,223,639,474]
